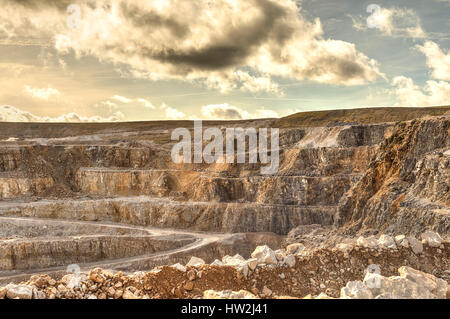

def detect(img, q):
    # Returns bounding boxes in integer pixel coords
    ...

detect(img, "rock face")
[336,116,450,236]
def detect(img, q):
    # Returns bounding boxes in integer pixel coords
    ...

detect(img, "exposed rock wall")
[336,116,450,235]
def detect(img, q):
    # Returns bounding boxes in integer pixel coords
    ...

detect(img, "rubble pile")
[1,231,448,299]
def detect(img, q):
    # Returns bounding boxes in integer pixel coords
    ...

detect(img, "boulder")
[394,235,409,247]
[251,245,277,265]
[340,281,373,299]
[421,231,443,248]
[5,284,34,299]
[286,243,305,255]
[186,256,205,267]
[406,237,423,254]
[398,266,447,299]
[246,258,258,271]
[356,236,378,249]
[171,263,187,272]
[378,234,396,249]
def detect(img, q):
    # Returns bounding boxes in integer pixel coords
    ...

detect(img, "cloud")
[416,41,450,81]
[1,0,384,92]
[201,103,279,120]
[136,98,155,109]
[24,85,60,100]
[391,76,450,107]
[111,95,155,108]
[0,105,125,122]
[111,95,133,103]
[161,103,185,120]
[352,6,426,38]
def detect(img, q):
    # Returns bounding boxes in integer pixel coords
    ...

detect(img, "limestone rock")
[251,245,277,265]
[378,234,396,249]
[356,236,378,249]
[421,231,443,248]
[286,243,305,255]
[406,237,423,254]
[186,256,205,267]
[171,263,187,272]
[398,266,447,299]
[394,235,409,247]
[340,281,373,299]
[210,259,223,266]
[6,284,34,299]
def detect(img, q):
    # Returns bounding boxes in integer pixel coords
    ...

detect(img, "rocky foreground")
[1,231,448,299]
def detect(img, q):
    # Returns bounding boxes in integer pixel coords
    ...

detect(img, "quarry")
[0,107,449,299]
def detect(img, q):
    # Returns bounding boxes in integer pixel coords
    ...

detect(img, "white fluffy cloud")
[161,103,185,120]
[417,41,450,81]
[110,95,155,108]
[391,76,450,107]
[353,6,426,38]
[1,0,384,93]
[201,103,278,120]
[0,105,124,122]
[24,85,61,100]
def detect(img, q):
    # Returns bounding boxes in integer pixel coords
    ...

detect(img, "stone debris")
[378,235,396,249]
[186,257,205,267]
[251,245,277,265]
[286,243,306,255]
[5,284,34,299]
[421,231,443,248]
[0,231,447,300]
[407,236,423,254]
[357,235,378,249]
[171,263,187,273]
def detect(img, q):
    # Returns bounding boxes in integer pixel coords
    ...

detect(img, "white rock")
[171,263,187,272]
[283,255,296,268]
[356,236,378,249]
[395,235,409,247]
[186,256,205,267]
[406,237,423,254]
[378,234,396,249]
[398,266,447,299]
[340,281,373,299]
[336,243,353,253]
[6,284,33,299]
[286,243,305,255]
[210,259,224,266]
[251,245,277,265]
[222,255,249,277]
[421,231,443,248]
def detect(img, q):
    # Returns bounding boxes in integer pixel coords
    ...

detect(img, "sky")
[0,0,449,122]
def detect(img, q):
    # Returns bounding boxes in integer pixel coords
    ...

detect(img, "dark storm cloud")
[120,0,294,70]
[120,3,190,39]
